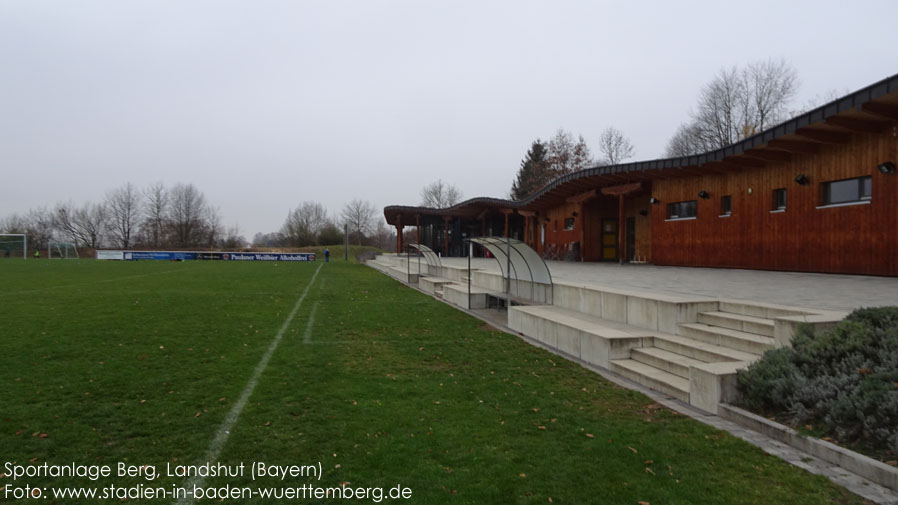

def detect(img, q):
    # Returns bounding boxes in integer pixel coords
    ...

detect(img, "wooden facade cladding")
[383,74,898,275]
[651,131,898,275]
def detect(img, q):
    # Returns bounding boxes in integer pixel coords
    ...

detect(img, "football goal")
[48,241,79,259]
[0,234,27,259]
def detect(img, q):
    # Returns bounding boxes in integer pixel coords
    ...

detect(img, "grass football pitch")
[0,259,868,504]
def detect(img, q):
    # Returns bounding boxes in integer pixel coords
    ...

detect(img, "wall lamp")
[572,211,578,217]
[878,161,896,174]
[649,197,660,204]
[698,190,710,199]
[794,174,810,186]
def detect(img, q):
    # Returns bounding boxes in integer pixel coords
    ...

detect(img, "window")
[720,195,732,216]
[822,176,872,205]
[667,200,697,220]
[772,188,786,211]
[564,217,575,230]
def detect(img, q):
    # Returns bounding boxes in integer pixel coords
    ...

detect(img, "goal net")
[49,241,79,259]
[0,234,27,259]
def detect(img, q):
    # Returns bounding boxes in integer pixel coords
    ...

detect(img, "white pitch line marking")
[302,302,319,343]
[174,263,322,505]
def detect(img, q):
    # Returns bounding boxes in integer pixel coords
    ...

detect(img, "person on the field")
[34,249,40,259]
[324,248,330,263]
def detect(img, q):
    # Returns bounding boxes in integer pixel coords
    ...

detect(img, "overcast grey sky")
[2,0,897,239]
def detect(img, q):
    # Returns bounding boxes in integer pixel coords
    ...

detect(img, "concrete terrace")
[370,254,898,500]
[433,257,898,312]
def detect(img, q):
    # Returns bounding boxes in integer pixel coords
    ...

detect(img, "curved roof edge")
[385,72,898,225]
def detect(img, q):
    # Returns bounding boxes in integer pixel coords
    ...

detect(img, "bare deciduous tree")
[0,213,28,234]
[370,219,396,251]
[598,127,636,165]
[341,198,376,246]
[252,231,284,248]
[53,201,106,248]
[220,224,246,250]
[168,183,207,248]
[746,59,799,133]
[791,88,850,116]
[1,209,54,252]
[281,201,330,246]
[105,183,142,249]
[317,221,344,246]
[420,180,462,209]
[664,123,710,158]
[547,129,593,175]
[27,208,55,251]
[202,206,223,248]
[141,182,169,248]
[665,59,798,156]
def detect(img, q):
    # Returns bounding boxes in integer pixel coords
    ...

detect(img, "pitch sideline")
[302,302,319,344]
[173,263,322,505]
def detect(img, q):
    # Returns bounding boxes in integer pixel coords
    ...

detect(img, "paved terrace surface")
[436,257,898,312]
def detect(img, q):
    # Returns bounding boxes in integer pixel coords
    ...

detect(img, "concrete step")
[373,255,400,267]
[698,311,775,337]
[387,266,419,284]
[508,305,648,367]
[630,347,706,379]
[652,334,757,363]
[678,323,775,355]
[609,359,689,402]
[419,276,455,295]
[718,300,812,319]
[443,283,491,309]
[366,260,393,274]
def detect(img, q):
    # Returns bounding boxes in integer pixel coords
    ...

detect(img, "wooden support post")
[443,216,451,256]
[578,202,585,261]
[618,194,625,264]
[395,217,403,254]
[415,214,420,246]
[524,216,530,247]
[518,210,536,247]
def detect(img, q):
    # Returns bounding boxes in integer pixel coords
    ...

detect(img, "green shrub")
[737,306,898,457]
[736,346,802,412]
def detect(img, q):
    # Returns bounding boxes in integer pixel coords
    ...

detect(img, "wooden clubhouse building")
[384,73,898,277]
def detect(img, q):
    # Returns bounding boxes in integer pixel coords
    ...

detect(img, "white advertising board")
[96,250,125,260]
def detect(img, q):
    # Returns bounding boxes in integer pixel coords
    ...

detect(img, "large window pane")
[667,200,697,219]
[822,176,872,205]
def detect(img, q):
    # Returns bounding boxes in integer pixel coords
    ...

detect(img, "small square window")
[772,188,786,210]
[564,217,575,230]
[720,195,732,216]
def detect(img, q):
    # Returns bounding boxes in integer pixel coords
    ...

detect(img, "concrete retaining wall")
[719,404,898,492]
